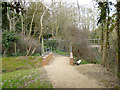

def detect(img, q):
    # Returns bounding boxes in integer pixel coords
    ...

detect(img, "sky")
[43,0,116,10]
[4,0,116,5]
[66,0,92,5]
[43,0,93,5]
[43,0,116,5]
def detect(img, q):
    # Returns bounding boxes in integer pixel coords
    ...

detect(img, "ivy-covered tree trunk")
[104,28,109,67]
[116,1,120,86]
[101,23,104,65]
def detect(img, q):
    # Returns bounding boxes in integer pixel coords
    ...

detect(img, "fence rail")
[87,39,101,45]
[42,47,52,57]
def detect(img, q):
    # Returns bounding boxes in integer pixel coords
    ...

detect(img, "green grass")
[1,68,52,88]
[74,56,100,65]
[53,50,69,55]
[92,60,100,64]
[75,59,100,65]
[2,56,42,73]
[79,59,90,64]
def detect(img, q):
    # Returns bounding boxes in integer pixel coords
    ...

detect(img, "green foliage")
[79,58,99,64]
[53,50,69,55]
[117,72,120,77]
[44,40,58,50]
[2,69,6,72]
[32,53,40,56]
[97,1,113,25]
[10,49,21,57]
[74,57,90,64]
[9,49,27,57]
[2,2,9,30]
[2,31,19,50]
[80,60,90,64]
[74,56,99,65]
[92,59,100,64]
[2,56,42,73]
[1,68,52,88]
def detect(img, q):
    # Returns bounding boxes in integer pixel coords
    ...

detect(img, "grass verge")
[1,68,52,88]
[2,56,42,73]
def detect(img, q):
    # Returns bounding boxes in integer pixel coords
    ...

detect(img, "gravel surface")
[44,55,103,88]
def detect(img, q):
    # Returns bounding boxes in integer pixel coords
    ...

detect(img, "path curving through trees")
[44,55,103,88]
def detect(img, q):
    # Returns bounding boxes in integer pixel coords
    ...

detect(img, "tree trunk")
[56,23,59,38]
[117,17,120,87]
[102,9,110,67]
[102,26,109,67]
[14,42,16,54]
[116,1,120,86]
[21,14,24,34]
[7,10,12,32]
[13,12,16,32]
[26,45,32,56]
[28,11,36,37]
[28,5,38,37]
[30,3,56,56]
[104,29,109,67]
[101,23,104,65]
[13,12,17,54]
[52,23,54,38]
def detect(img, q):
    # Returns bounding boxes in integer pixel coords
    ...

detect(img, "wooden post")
[70,52,73,65]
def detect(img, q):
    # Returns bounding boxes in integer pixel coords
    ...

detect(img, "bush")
[2,31,19,49]
[64,25,99,63]
[2,31,19,56]
[2,69,6,72]
[44,40,58,50]
[17,34,41,55]
[2,32,42,56]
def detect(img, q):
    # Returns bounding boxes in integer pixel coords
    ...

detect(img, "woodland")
[0,0,120,88]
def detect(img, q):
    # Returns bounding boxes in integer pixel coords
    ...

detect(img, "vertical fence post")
[70,41,73,65]
[51,47,52,52]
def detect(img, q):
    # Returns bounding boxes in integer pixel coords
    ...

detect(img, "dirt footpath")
[74,64,118,88]
[44,55,104,88]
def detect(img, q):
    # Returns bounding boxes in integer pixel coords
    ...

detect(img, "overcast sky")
[43,0,93,5]
[43,0,116,5]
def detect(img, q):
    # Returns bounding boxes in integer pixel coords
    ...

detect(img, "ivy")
[2,31,19,50]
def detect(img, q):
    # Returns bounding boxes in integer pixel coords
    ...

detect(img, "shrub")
[64,25,99,63]
[14,33,41,56]
[2,31,19,56]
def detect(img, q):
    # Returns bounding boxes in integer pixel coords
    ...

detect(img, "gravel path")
[44,55,102,88]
